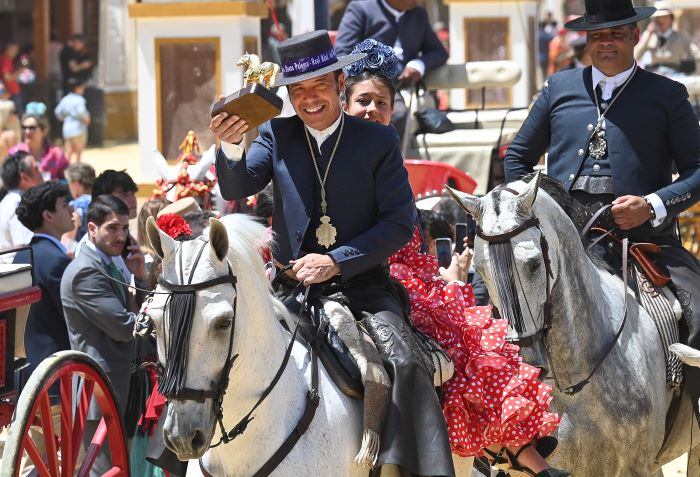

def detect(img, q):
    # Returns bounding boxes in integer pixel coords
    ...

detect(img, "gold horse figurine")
[237,53,280,88]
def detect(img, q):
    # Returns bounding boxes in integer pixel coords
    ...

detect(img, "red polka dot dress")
[388,227,560,457]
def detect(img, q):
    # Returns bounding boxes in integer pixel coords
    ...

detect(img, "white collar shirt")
[591,63,636,101]
[0,190,33,263]
[305,112,343,152]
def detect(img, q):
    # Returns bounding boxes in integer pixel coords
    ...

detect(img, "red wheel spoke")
[1,353,130,477]
[60,374,74,476]
[37,392,60,476]
[102,467,126,477]
[21,434,52,477]
[72,378,94,465]
[77,416,110,477]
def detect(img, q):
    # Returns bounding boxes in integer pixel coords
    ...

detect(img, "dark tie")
[107,260,127,305]
[659,35,667,47]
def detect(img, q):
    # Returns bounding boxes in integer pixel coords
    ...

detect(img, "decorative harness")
[114,237,320,477]
[476,190,630,395]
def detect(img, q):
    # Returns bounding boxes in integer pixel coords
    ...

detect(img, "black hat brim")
[274,53,366,87]
[564,6,656,31]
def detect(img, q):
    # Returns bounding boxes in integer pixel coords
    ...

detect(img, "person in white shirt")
[634,0,700,73]
[0,150,43,261]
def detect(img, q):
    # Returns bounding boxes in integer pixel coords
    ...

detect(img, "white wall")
[133,16,260,181]
[448,0,540,109]
[98,0,136,92]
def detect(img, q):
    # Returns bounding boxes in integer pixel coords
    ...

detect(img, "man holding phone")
[61,195,147,476]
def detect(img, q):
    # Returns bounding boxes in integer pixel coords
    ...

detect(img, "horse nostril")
[192,429,206,449]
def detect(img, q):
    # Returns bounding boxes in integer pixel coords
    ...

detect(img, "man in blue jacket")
[211,30,454,477]
[334,0,448,139]
[505,0,700,417]
[14,181,75,378]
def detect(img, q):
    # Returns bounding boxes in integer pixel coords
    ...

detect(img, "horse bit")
[476,190,630,395]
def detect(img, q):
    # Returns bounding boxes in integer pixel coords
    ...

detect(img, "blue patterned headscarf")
[344,39,401,80]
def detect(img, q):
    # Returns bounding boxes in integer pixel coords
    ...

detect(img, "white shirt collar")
[305,112,343,151]
[32,233,67,254]
[591,63,636,101]
[380,0,405,21]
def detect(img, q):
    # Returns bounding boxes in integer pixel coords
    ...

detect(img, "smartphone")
[455,223,467,254]
[121,235,133,259]
[466,215,477,249]
[435,238,453,268]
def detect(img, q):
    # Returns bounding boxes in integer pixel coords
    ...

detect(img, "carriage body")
[0,248,129,476]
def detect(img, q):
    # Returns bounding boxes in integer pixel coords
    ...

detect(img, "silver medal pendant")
[316,215,337,248]
[589,130,607,160]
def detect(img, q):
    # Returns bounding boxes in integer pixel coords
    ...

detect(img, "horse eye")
[215,317,233,330]
[528,260,541,273]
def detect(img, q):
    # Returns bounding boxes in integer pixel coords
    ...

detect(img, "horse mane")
[217,214,272,294]
[520,173,610,271]
[521,173,596,233]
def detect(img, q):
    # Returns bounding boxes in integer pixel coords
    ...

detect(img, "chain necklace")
[589,64,638,160]
[303,112,345,248]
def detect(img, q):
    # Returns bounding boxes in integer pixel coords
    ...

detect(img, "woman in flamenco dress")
[343,39,569,477]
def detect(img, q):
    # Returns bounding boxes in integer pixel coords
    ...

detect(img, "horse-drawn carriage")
[0,249,129,476]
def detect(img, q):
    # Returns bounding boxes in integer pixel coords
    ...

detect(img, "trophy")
[210,53,283,128]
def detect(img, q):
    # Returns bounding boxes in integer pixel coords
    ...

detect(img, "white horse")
[143,214,474,476]
[449,173,700,477]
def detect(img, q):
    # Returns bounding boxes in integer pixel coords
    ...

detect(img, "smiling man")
[505,0,700,424]
[212,30,454,477]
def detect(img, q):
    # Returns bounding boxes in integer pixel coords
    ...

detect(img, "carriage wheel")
[1,350,129,477]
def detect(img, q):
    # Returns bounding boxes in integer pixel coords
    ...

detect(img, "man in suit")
[634,1,699,74]
[211,30,454,477]
[334,0,448,140]
[505,0,700,418]
[14,181,74,377]
[61,194,147,476]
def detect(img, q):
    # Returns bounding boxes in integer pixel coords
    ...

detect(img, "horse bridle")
[477,195,630,395]
[155,239,241,442]
[152,239,320,477]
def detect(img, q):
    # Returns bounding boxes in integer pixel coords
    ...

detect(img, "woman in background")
[9,102,68,180]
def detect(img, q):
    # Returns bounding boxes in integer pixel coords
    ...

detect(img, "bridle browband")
[478,193,629,395]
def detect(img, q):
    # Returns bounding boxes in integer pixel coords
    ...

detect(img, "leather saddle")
[590,226,671,288]
[275,283,454,400]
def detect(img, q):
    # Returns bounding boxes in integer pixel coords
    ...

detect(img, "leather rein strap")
[478,204,630,395]
[199,286,321,477]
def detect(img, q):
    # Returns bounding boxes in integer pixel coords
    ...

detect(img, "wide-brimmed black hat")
[274,30,365,87]
[565,0,656,31]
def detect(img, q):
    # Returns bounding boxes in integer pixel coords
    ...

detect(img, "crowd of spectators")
[0,33,93,173]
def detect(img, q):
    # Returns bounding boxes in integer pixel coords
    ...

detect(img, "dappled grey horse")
[450,173,699,477]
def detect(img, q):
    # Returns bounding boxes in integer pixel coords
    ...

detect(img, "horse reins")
[478,193,630,395]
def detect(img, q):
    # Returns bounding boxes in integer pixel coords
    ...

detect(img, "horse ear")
[208,218,229,262]
[146,216,177,259]
[445,186,483,221]
[518,171,542,214]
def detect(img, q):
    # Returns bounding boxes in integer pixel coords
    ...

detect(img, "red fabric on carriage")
[388,227,560,457]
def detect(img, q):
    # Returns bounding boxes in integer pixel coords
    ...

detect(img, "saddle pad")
[634,266,684,387]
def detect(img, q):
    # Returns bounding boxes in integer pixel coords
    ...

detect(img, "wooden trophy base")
[210,83,283,129]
